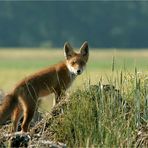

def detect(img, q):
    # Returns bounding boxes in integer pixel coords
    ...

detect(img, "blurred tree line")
[0,1,148,49]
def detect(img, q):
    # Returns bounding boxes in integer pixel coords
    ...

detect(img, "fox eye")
[71,61,76,65]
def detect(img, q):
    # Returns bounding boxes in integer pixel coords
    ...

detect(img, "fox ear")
[64,42,75,59]
[80,41,89,61]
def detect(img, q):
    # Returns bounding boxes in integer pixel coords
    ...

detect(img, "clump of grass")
[46,71,147,147]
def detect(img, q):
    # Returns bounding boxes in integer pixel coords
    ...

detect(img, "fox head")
[64,41,89,75]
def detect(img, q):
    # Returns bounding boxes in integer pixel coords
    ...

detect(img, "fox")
[0,41,89,133]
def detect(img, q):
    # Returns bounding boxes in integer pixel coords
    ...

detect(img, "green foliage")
[48,72,148,147]
[1,1,148,48]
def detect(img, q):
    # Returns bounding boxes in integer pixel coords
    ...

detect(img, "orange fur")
[0,41,89,132]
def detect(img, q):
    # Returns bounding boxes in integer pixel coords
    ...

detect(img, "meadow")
[0,48,147,91]
[0,48,147,147]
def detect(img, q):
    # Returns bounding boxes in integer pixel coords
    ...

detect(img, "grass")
[0,48,147,147]
[47,70,148,147]
[0,48,147,91]
[0,48,147,110]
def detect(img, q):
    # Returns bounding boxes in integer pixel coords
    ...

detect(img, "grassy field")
[0,48,147,91]
[0,48,147,109]
[0,48,147,147]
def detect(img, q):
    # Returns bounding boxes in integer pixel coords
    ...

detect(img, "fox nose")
[77,69,81,75]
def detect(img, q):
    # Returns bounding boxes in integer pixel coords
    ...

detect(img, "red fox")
[0,42,89,132]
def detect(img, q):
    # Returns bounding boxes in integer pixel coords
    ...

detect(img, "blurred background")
[0,1,147,111]
[1,1,148,48]
[0,1,147,96]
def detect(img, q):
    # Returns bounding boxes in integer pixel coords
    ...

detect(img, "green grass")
[0,48,147,110]
[0,48,147,147]
[0,48,147,91]
[0,49,147,71]
[47,71,148,147]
